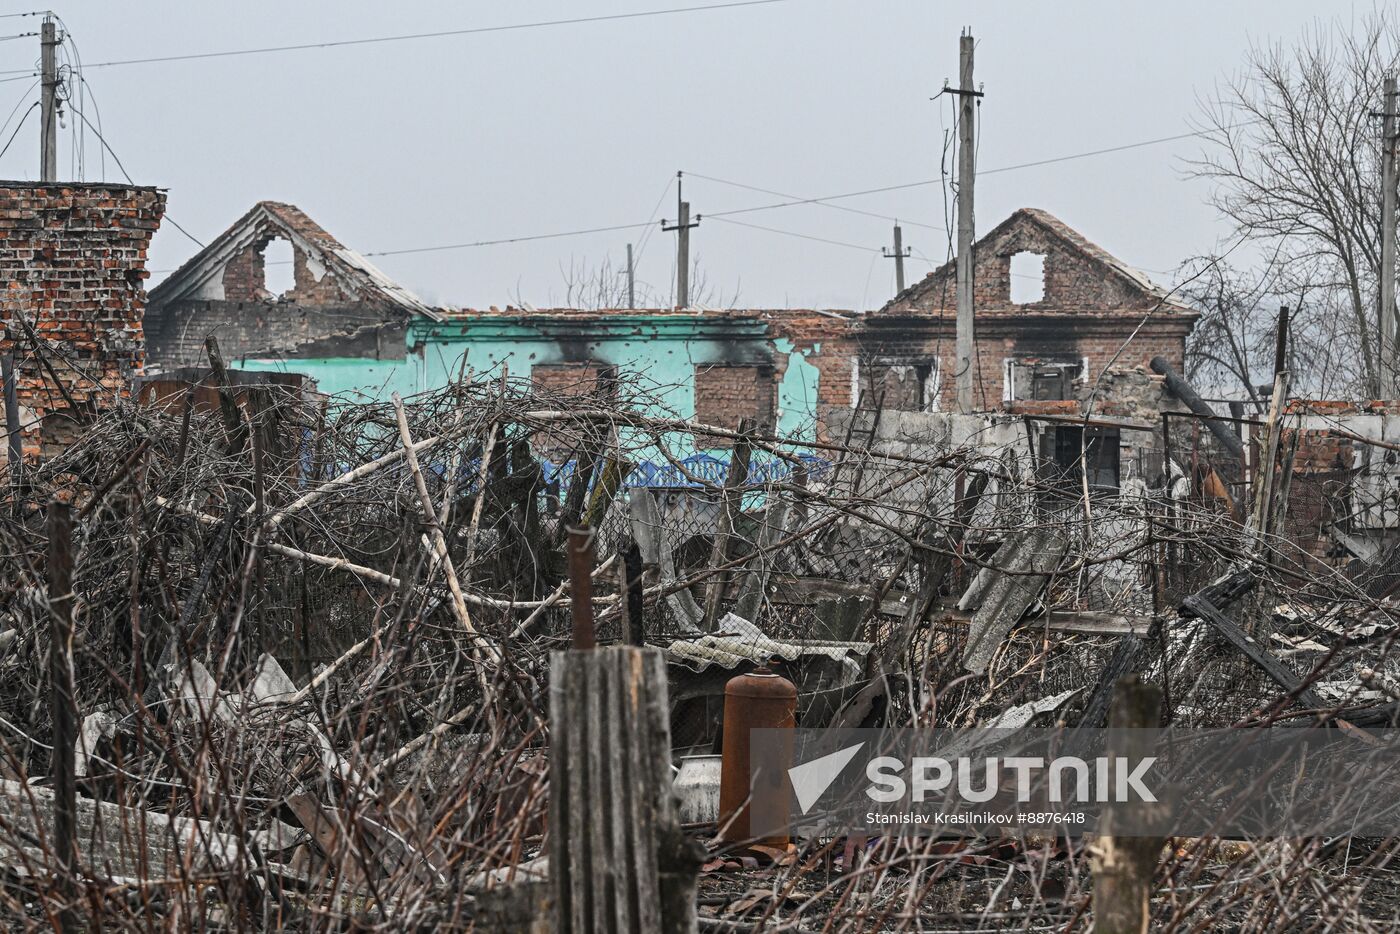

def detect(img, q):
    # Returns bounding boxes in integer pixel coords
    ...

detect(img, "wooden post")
[550,646,702,933]
[48,498,79,933]
[1248,307,1290,544]
[701,418,754,630]
[2,349,20,474]
[204,336,247,454]
[567,527,597,651]
[1091,676,1163,934]
[620,539,645,646]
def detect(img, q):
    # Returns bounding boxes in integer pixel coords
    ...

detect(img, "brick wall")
[144,300,405,369]
[693,364,776,439]
[221,235,352,305]
[145,201,409,371]
[859,317,1191,413]
[863,209,1197,416]
[530,362,618,460]
[531,362,616,399]
[884,209,1186,320]
[0,183,165,460]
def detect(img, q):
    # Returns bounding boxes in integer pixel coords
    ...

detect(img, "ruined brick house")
[144,201,440,372]
[856,208,1201,488]
[0,182,166,460]
[138,204,865,444]
[860,207,1198,413]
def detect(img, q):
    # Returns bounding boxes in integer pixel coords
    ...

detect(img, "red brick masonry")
[0,182,165,458]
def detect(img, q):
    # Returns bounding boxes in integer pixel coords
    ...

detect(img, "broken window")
[1009,251,1046,304]
[531,362,618,400]
[1039,426,1121,495]
[1004,359,1085,402]
[861,359,940,412]
[531,362,618,462]
[693,364,776,438]
[262,237,296,298]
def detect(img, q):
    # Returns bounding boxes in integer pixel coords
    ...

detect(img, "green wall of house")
[238,314,826,443]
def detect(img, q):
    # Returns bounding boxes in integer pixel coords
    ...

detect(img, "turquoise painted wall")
[239,314,826,444]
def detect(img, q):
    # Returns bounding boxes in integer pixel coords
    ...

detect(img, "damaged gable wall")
[144,202,422,371]
[862,208,1198,413]
[0,182,165,459]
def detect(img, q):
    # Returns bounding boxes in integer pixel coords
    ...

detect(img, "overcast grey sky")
[1,0,1367,309]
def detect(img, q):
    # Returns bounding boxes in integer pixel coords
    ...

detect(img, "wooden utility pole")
[883,223,910,294]
[39,16,58,182]
[662,172,700,309]
[953,32,978,414]
[1381,75,1397,396]
[626,242,636,309]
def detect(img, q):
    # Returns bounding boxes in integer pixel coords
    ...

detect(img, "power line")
[144,122,1242,272]
[362,220,659,258]
[365,125,1225,262]
[686,170,942,230]
[703,126,1241,221]
[707,215,879,252]
[68,103,205,247]
[0,0,795,75]
[0,101,37,163]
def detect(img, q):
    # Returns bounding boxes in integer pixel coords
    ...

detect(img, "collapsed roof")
[148,200,440,320]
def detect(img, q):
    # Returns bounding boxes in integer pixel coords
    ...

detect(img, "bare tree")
[1179,258,1274,408]
[1189,14,1400,397]
[1178,252,1358,405]
[537,252,742,311]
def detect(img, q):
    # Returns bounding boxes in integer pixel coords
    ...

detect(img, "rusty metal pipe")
[566,525,596,650]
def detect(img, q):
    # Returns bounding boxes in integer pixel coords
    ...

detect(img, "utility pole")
[39,15,58,182]
[953,31,979,414]
[626,242,636,309]
[661,171,701,309]
[883,223,910,294]
[1381,75,1397,396]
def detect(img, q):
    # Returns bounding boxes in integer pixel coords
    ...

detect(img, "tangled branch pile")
[0,372,1396,931]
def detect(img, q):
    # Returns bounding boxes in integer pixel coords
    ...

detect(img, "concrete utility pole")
[1381,75,1397,396]
[39,15,58,182]
[626,242,636,309]
[883,223,910,294]
[953,31,978,414]
[662,171,701,309]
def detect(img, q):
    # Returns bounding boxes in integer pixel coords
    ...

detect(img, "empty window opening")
[864,361,939,412]
[1005,359,1084,402]
[1009,252,1046,304]
[262,237,296,298]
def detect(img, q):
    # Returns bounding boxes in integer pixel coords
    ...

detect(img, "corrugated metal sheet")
[665,614,872,673]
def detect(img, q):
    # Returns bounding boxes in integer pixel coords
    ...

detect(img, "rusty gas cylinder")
[717,665,797,846]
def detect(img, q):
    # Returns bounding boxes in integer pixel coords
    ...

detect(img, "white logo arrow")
[788,742,866,815]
